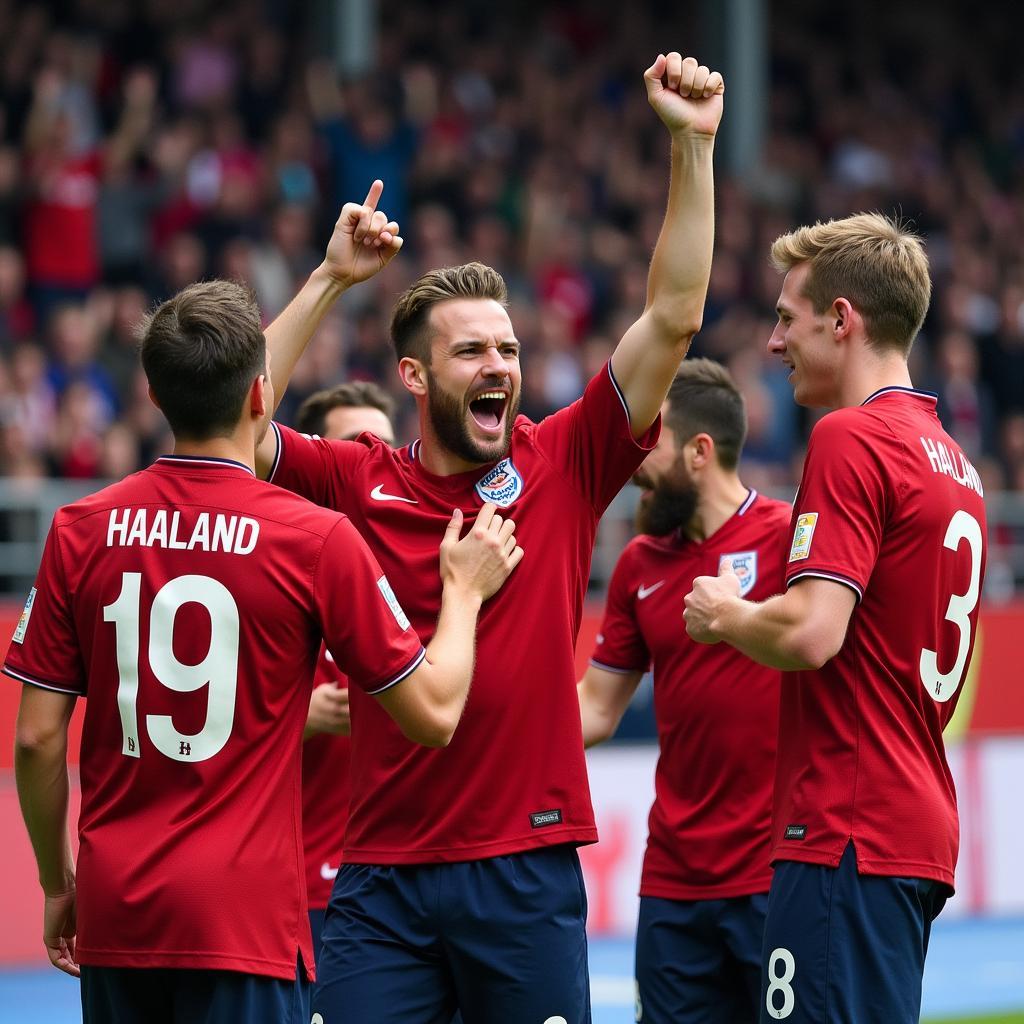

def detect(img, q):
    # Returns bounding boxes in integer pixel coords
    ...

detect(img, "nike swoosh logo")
[371,485,418,504]
[320,862,339,881]
[637,581,666,600]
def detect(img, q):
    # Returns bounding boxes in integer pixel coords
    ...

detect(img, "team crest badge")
[474,458,524,508]
[720,551,757,597]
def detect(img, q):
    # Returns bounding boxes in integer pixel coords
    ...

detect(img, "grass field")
[926,1015,1024,1024]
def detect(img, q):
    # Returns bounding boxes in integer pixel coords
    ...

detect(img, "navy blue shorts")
[80,959,309,1024]
[313,844,591,1024]
[309,907,327,972]
[760,842,948,1023]
[635,891,767,1023]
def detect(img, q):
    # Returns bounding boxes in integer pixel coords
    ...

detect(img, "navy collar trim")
[156,455,256,476]
[861,386,937,406]
[737,488,757,516]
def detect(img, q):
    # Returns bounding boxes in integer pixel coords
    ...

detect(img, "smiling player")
[684,214,988,1024]
[256,51,725,1024]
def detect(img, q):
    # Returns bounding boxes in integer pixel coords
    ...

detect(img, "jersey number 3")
[104,572,239,761]
[919,510,983,704]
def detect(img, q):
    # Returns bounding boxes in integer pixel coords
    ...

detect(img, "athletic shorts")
[80,959,309,1024]
[760,842,948,1023]
[312,844,591,1024]
[635,891,767,1023]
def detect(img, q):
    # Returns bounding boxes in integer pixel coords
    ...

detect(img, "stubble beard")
[425,369,520,467]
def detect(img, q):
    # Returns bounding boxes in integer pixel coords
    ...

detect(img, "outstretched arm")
[610,53,724,437]
[256,179,403,478]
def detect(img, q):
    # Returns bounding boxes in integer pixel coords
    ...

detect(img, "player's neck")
[835,350,913,409]
[687,473,750,542]
[171,432,257,473]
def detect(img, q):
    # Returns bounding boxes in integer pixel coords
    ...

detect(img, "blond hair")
[770,213,931,355]
[390,262,508,362]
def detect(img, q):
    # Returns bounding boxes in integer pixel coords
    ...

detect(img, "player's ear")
[399,356,428,397]
[250,374,268,419]
[691,432,713,469]
[832,297,854,341]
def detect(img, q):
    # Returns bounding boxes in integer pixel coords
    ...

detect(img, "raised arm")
[578,664,644,748]
[683,562,856,671]
[256,179,403,478]
[610,53,724,437]
[375,505,524,746]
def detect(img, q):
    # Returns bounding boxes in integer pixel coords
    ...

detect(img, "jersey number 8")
[104,572,239,762]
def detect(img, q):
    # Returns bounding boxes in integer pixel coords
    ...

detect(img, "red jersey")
[777,387,988,888]
[2,456,424,980]
[271,362,658,863]
[301,647,350,910]
[592,492,789,901]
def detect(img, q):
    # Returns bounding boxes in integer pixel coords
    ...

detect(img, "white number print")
[104,572,239,762]
[765,947,796,1020]
[919,510,983,703]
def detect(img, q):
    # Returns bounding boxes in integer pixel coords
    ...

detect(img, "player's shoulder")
[807,404,896,454]
[51,469,154,529]
[248,477,352,539]
[749,493,793,526]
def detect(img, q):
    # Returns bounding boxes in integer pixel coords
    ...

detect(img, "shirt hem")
[76,948,310,982]
[343,825,598,864]
[640,877,772,901]
[772,844,955,888]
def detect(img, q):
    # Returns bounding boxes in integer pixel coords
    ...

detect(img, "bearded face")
[425,364,520,466]
[633,451,699,536]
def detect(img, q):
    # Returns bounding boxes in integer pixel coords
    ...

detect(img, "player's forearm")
[644,134,716,340]
[713,592,832,671]
[578,689,617,748]
[264,263,349,414]
[14,736,75,895]
[415,584,484,744]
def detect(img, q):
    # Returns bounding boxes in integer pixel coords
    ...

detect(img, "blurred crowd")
[0,0,1022,508]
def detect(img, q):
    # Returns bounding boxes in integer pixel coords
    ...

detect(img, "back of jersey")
[777,389,987,888]
[4,455,423,981]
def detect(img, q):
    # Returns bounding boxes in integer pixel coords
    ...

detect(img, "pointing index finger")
[362,178,384,213]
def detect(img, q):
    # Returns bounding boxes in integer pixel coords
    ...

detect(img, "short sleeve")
[590,545,650,673]
[533,362,660,515]
[785,412,891,600]
[2,521,85,695]
[313,517,425,695]
[269,422,367,512]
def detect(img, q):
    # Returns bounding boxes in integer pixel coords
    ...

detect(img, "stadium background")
[0,0,1022,1020]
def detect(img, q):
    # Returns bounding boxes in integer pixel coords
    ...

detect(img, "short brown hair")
[770,212,931,355]
[294,380,395,436]
[389,262,508,362]
[140,280,265,440]
[665,359,747,470]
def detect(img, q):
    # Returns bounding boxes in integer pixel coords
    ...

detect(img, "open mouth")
[469,390,509,432]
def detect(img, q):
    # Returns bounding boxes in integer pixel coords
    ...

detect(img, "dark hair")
[294,380,395,436]
[140,280,265,440]
[665,359,747,470]
[389,262,508,362]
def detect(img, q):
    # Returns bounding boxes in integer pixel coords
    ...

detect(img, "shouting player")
[6,275,523,1024]
[579,359,789,1023]
[256,52,724,1024]
[684,213,988,1024]
[294,381,397,963]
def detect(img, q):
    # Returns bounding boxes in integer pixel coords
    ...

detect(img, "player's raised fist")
[683,565,740,645]
[644,53,724,139]
[321,179,404,289]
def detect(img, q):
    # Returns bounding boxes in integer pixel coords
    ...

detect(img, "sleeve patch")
[789,513,818,563]
[12,587,36,644]
[376,575,411,631]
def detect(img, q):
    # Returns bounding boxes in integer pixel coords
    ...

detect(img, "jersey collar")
[861,385,938,407]
[155,455,256,476]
